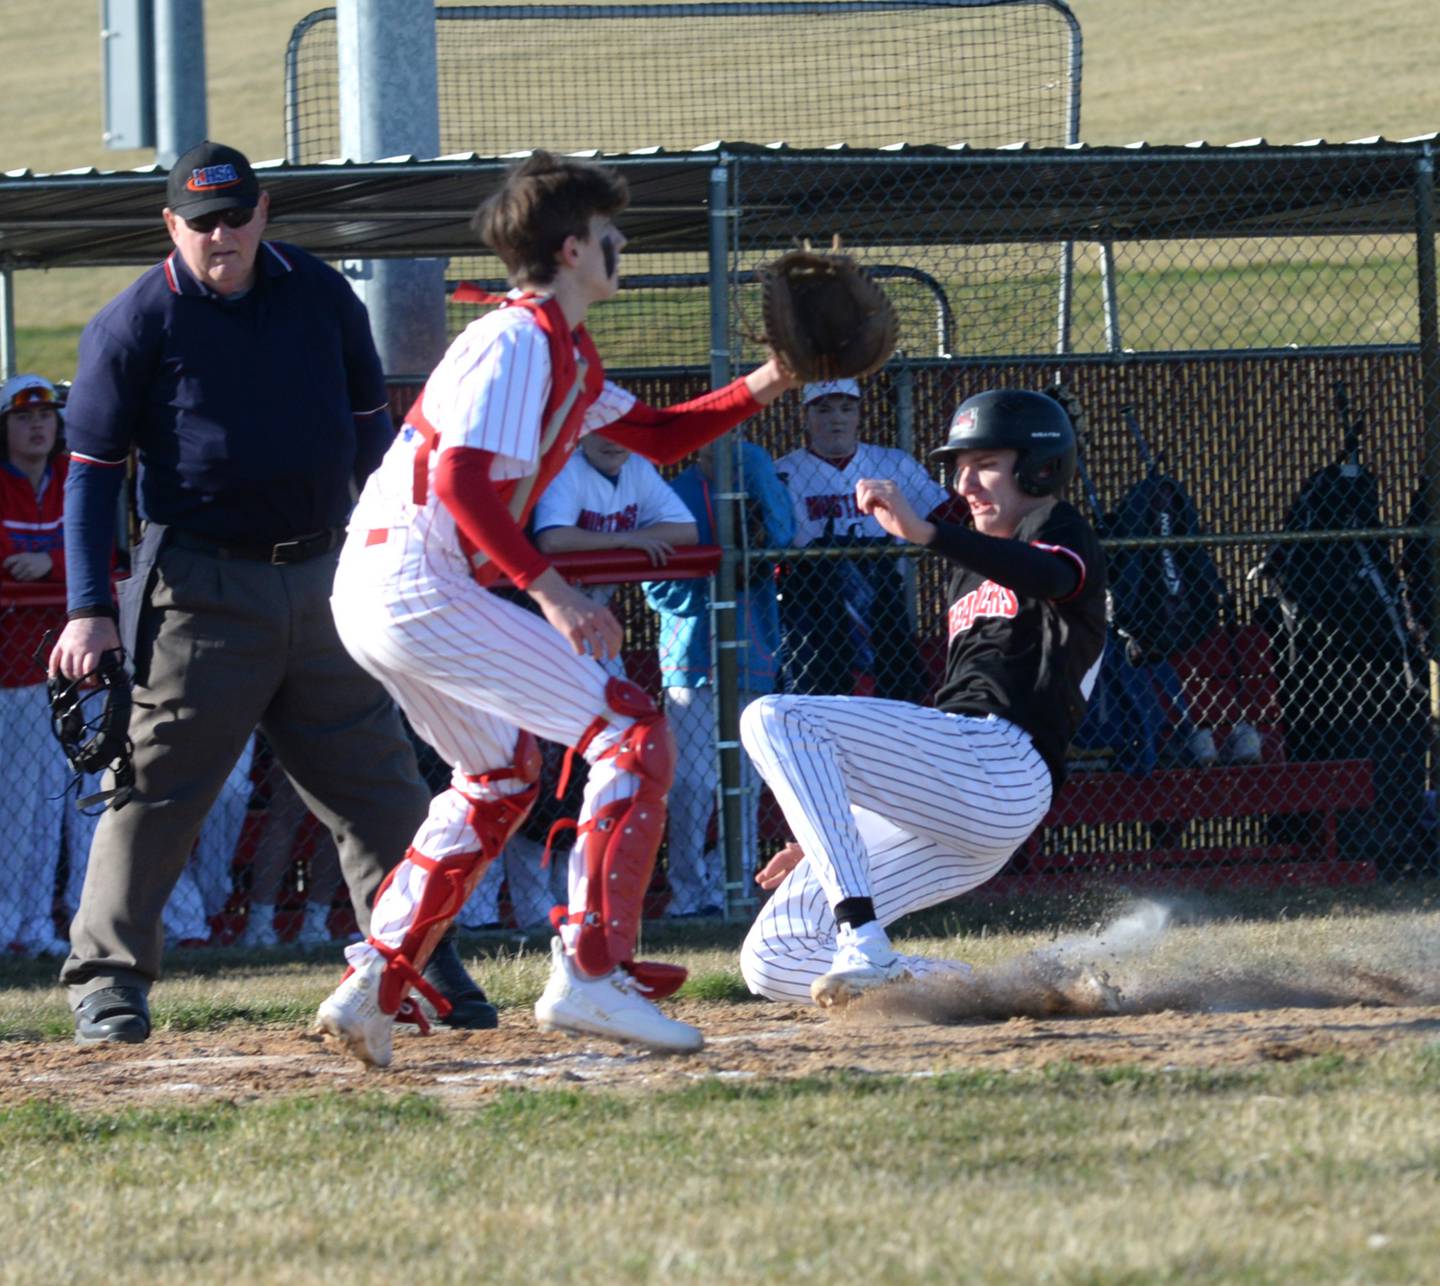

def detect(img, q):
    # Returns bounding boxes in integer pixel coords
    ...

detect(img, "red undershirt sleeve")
[596,378,762,464]
[432,446,553,589]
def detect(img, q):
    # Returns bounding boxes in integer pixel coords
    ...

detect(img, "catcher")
[315,150,897,1065]
[738,388,1108,1007]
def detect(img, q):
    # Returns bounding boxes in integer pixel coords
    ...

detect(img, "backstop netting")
[285,1,1082,360]
[286,1,1080,160]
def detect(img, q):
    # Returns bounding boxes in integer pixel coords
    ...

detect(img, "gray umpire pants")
[62,531,428,1005]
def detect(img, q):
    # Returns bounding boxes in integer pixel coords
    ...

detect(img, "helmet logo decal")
[951,407,977,434]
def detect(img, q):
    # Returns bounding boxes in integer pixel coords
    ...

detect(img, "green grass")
[4,901,1440,1279]
[20,247,1425,380]
[4,887,1437,1043]
[0,933,757,1042]
[3,1053,1439,1282]
[1,0,1436,375]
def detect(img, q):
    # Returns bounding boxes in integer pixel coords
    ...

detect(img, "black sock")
[834,897,876,930]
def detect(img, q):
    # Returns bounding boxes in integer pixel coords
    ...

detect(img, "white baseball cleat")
[1059,964,1122,1015]
[810,921,917,1008]
[315,952,395,1068]
[903,955,976,985]
[534,937,703,1053]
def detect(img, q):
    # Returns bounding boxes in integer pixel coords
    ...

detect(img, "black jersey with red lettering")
[932,501,1107,785]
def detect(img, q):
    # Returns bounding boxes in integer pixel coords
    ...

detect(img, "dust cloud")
[873,899,1440,1023]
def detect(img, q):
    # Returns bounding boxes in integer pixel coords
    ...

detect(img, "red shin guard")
[369,733,541,1015]
[561,679,678,979]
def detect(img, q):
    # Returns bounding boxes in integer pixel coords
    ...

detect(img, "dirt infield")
[7,901,1439,1110]
[5,994,1440,1112]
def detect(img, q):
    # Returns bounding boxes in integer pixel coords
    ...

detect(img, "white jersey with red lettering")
[532,449,695,605]
[774,442,948,547]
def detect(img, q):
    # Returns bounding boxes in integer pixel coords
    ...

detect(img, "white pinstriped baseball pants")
[330,530,644,964]
[738,694,1052,1003]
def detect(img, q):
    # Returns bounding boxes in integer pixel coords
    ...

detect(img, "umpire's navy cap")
[166,141,260,218]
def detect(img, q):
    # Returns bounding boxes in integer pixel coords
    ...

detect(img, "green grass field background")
[1,0,1436,377]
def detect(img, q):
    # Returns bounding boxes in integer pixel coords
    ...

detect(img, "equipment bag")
[1106,474,1224,662]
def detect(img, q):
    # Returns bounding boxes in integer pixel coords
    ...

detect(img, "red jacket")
[1,455,67,689]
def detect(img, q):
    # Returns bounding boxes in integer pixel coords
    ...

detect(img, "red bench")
[995,622,1378,893]
[991,758,1375,895]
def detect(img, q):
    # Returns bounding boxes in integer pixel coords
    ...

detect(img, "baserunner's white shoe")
[810,921,917,1008]
[902,955,976,985]
[1058,964,1122,1015]
[534,937,703,1053]
[315,952,395,1068]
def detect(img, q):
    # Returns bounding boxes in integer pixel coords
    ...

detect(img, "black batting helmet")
[930,388,1076,498]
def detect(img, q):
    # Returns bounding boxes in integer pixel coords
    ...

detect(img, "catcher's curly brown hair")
[475,150,629,287]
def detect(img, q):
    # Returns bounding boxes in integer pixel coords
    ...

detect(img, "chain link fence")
[8,9,1440,955]
[287,0,1081,365]
[705,142,1440,903]
[285,1,1080,162]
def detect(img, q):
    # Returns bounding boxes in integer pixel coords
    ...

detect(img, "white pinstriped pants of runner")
[738,694,1053,1003]
[330,532,641,966]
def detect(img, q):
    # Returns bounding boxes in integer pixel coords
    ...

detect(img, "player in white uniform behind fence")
[740,388,1109,1007]
[775,378,955,702]
[314,151,795,1066]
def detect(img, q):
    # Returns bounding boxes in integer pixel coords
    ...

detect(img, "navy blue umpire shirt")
[63,240,394,616]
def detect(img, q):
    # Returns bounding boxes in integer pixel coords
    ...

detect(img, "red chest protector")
[406,294,605,586]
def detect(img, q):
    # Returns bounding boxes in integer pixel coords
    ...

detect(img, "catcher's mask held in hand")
[40,640,136,813]
[759,238,899,382]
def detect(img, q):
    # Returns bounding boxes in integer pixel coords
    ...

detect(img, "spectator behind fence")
[531,434,699,630]
[0,374,73,957]
[643,435,795,915]
[774,379,953,702]
[48,139,491,1044]
[234,738,346,949]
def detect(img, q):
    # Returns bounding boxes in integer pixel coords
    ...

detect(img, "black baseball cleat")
[422,937,500,1029]
[73,986,152,1045]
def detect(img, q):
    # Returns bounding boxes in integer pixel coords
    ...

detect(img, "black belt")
[168,527,344,566]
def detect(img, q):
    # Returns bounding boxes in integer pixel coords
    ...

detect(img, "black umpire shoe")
[423,936,499,1029]
[74,986,152,1045]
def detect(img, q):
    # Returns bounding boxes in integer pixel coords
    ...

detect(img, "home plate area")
[4,984,1439,1111]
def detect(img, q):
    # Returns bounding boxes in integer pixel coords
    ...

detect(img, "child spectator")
[1,375,74,956]
[775,379,953,702]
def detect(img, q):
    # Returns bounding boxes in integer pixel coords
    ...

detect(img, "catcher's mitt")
[759,242,898,382]
[45,647,135,812]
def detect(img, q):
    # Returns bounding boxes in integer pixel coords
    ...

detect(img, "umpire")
[49,141,492,1043]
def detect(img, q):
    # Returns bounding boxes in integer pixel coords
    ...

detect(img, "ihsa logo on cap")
[187,164,242,193]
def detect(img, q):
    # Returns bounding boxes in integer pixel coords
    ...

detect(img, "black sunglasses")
[183,207,255,235]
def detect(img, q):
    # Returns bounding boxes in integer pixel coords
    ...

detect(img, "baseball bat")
[1121,404,1161,479]
[1334,378,1361,471]
[1046,381,1105,531]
